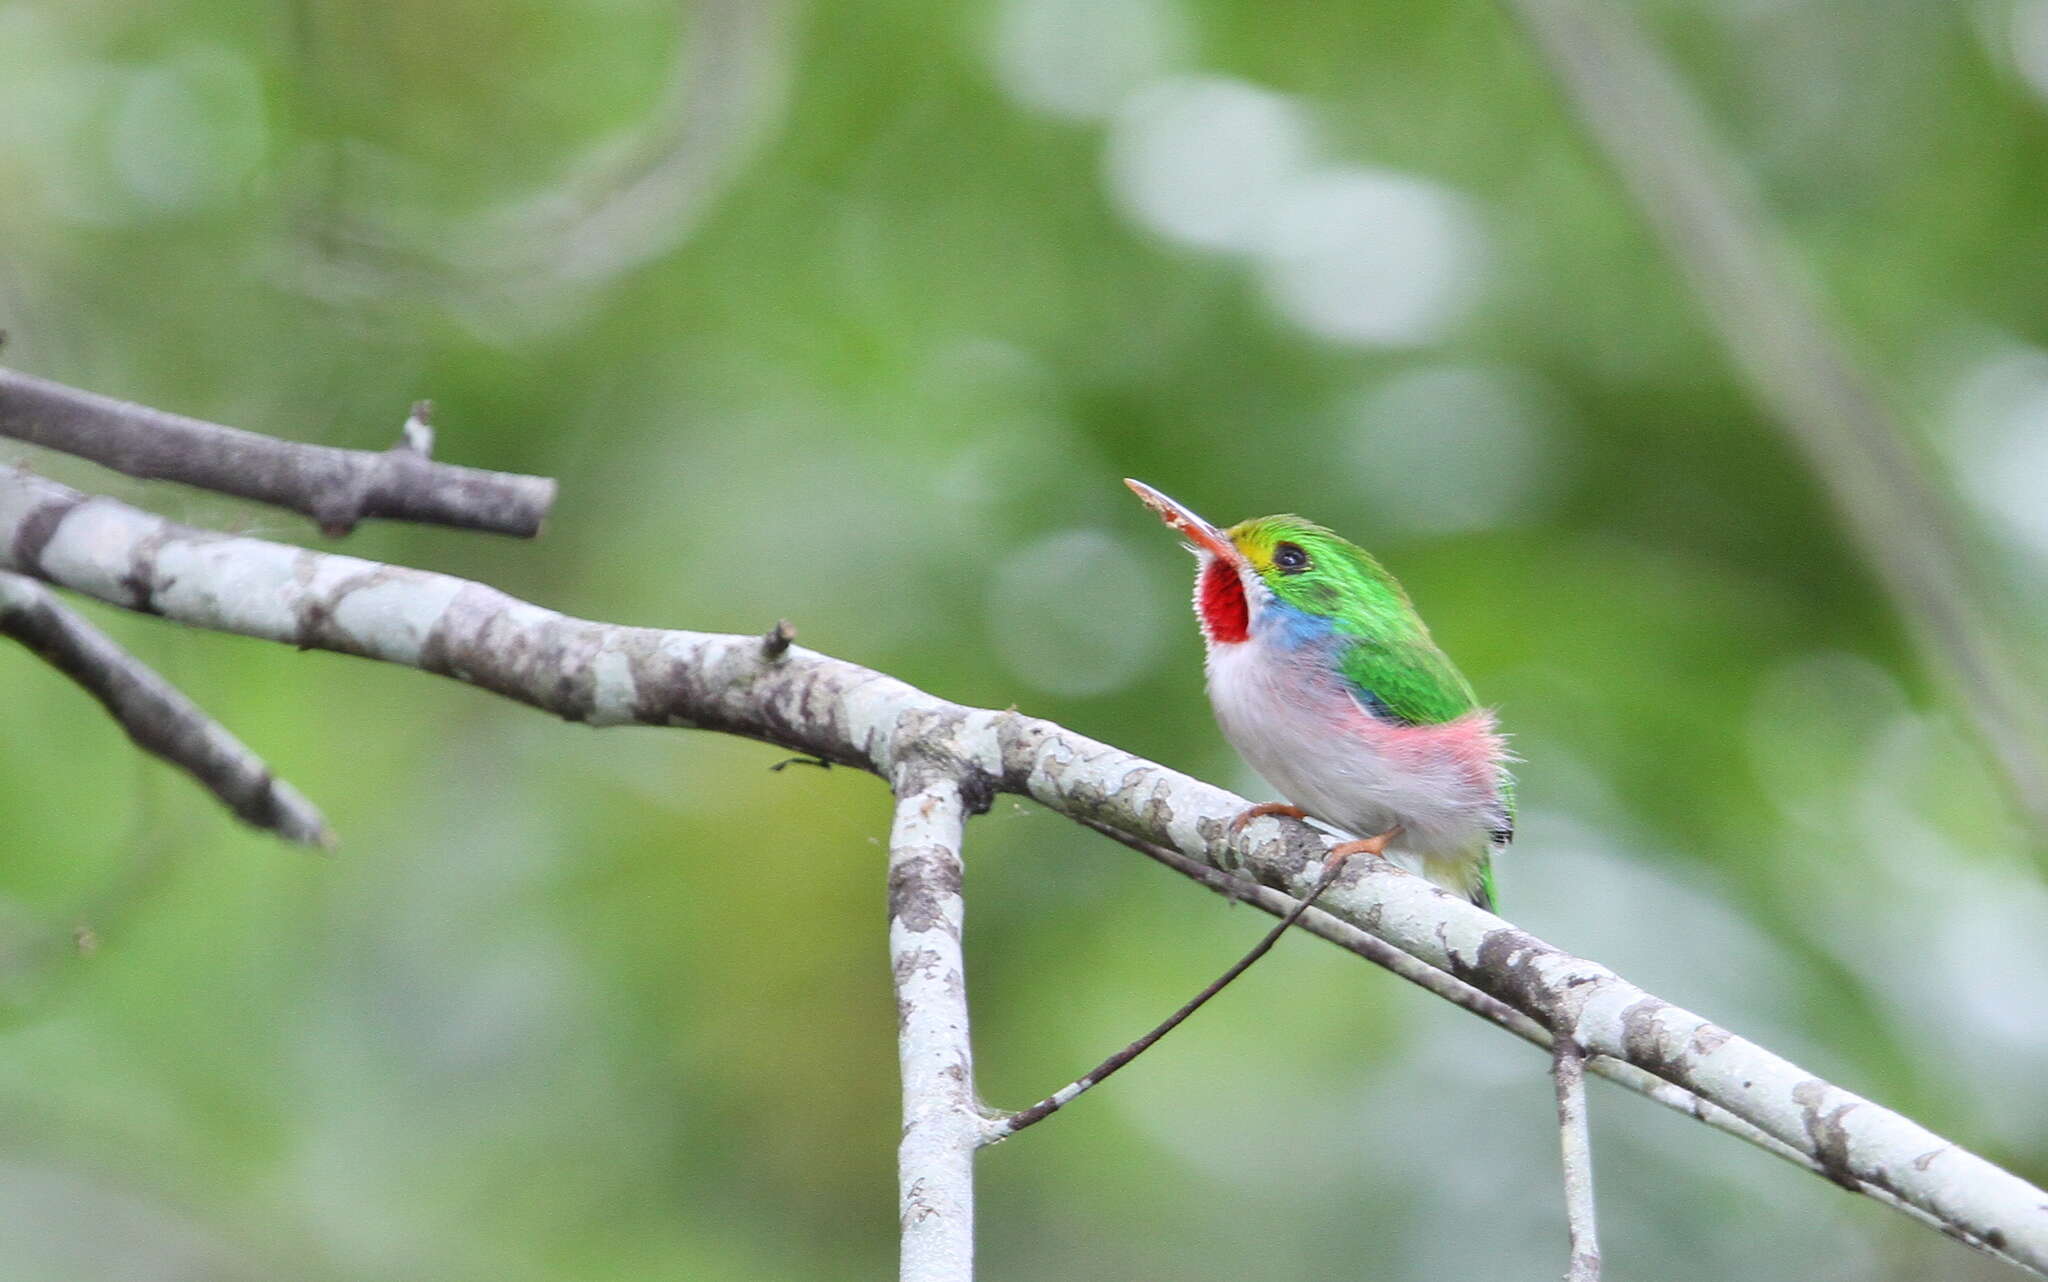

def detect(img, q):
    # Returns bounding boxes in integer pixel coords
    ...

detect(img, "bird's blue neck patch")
[1257,601,1412,724]
[1259,598,1338,651]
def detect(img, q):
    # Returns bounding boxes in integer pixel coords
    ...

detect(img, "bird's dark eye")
[1273,542,1309,573]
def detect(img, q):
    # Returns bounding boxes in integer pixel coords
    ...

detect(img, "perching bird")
[1126,479,1513,909]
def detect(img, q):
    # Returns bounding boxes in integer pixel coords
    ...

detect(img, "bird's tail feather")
[1472,858,1498,912]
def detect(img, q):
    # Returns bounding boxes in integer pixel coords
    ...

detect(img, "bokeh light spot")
[1343,364,1563,534]
[991,0,1189,122]
[110,46,267,214]
[1255,167,1487,347]
[987,529,1173,697]
[2011,0,2048,104]
[1944,343,2048,560]
[1104,75,1315,251]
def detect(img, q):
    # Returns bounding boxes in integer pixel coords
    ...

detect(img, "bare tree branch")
[1499,0,2048,837]
[1554,1038,1601,1282]
[1,460,2044,1274]
[889,771,979,1282]
[0,570,329,845]
[0,368,556,537]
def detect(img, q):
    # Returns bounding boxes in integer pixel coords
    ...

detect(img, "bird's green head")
[1124,479,1418,646]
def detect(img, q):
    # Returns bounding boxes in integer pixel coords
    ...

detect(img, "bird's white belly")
[1205,638,1491,865]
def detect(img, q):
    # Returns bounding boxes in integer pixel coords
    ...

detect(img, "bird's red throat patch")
[1198,558,1250,644]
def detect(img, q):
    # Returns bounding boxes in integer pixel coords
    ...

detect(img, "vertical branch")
[1500,0,2048,837]
[1553,1038,1601,1282]
[887,770,979,1282]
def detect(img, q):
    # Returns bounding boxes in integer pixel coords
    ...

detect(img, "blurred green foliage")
[2,1,2047,1278]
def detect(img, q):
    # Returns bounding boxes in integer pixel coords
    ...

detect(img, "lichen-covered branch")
[0,569,328,844]
[1092,822,2036,1274]
[888,771,979,1282]
[0,368,556,537]
[2,460,2043,1274]
[1089,825,1784,1140]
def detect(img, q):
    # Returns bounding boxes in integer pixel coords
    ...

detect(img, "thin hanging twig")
[984,849,1350,1143]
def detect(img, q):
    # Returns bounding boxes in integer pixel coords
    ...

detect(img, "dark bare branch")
[0,571,329,845]
[0,367,556,537]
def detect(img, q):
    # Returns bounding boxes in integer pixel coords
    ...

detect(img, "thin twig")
[397,400,435,454]
[1554,1037,1602,1281]
[984,849,1347,1143]
[1085,818,1536,1031]
[0,571,329,845]
[889,771,980,1282]
[0,367,556,537]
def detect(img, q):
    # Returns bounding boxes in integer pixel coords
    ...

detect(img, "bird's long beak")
[1124,478,1237,562]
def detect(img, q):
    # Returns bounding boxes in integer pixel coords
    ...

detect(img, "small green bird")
[1126,479,1512,909]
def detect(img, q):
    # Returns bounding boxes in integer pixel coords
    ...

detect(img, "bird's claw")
[1319,825,1404,882]
[1229,802,1309,836]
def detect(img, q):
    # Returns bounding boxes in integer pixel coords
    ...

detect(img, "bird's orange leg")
[1229,801,1309,834]
[1321,825,1404,879]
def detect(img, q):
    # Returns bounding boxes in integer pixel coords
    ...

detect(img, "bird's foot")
[1319,825,1404,882]
[1229,802,1309,835]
